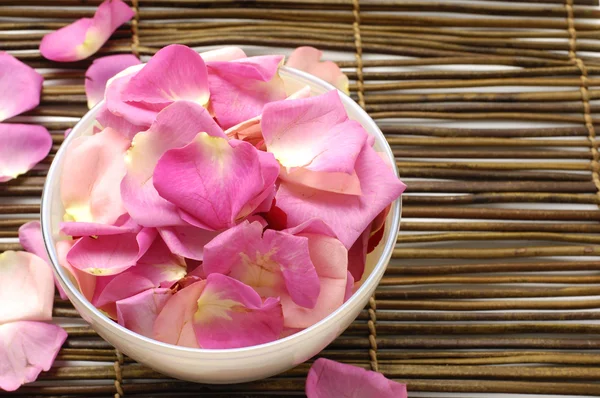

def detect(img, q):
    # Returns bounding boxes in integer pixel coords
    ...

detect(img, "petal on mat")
[158,225,218,261]
[117,288,172,338]
[203,220,320,309]
[0,251,54,324]
[39,0,134,61]
[0,124,52,182]
[121,101,225,227]
[286,46,349,94]
[306,358,408,398]
[200,47,246,62]
[85,54,141,109]
[207,55,286,129]
[261,90,367,194]
[123,45,210,108]
[0,321,67,392]
[96,103,147,140]
[276,143,406,249]
[280,234,348,329]
[56,240,96,302]
[153,135,272,230]
[0,53,43,121]
[66,228,156,276]
[154,280,206,348]
[192,274,283,349]
[60,127,130,225]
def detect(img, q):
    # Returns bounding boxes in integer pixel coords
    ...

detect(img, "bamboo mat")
[2,0,600,396]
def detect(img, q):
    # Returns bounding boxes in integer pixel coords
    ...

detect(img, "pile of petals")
[57,43,406,350]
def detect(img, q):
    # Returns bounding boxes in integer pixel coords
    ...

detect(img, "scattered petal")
[0,124,51,182]
[306,358,407,398]
[40,0,134,62]
[286,47,349,94]
[207,55,286,129]
[121,101,225,227]
[85,54,141,109]
[0,322,67,392]
[117,288,172,338]
[0,53,43,121]
[0,251,54,324]
[61,127,129,224]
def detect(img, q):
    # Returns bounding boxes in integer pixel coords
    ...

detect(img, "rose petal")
[0,322,67,392]
[200,47,246,62]
[207,55,286,129]
[306,358,407,398]
[96,103,147,140]
[344,270,355,302]
[60,215,139,237]
[56,240,96,301]
[0,251,54,324]
[39,0,134,62]
[276,143,406,248]
[0,53,43,121]
[158,225,218,261]
[117,288,172,338]
[192,274,284,349]
[67,228,156,276]
[105,72,162,128]
[123,44,210,109]
[134,236,187,286]
[286,47,349,94]
[61,127,129,224]
[85,54,141,109]
[203,220,320,309]
[347,225,369,282]
[153,134,277,230]
[0,124,51,182]
[92,273,154,318]
[121,101,226,227]
[262,90,367,195]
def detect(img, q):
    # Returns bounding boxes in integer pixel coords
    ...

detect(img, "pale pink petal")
[133,236,187,286]
[92,273,154,318]
[121,101,225,227]
[39,0,134,62]
[154,280,205,348]
[123,44,209,108]
[158,225,218,261]
[117,288,172,338]
[0,53,43,121]
[193,274,283,349]
[60,217,139,237]
[18,221,68,299]
[153,135,276,230]
[344,271,355,302]
[96,103,147,140]
[56,240,96,301]
[60,127,129,224]
[85,54,141,109]
[262,90,367,195]
[280,233,348,329]
[0,322,67,392]
[207,55,286,129]
[0,124,51,182]
[0,251,54,324]
[203,220,320,309]
[287,47,349,94]
[306,358,407,398]
[276,143,406,248]
[66,228,156,276]
[200,47,246,62]
[105,72,161,128]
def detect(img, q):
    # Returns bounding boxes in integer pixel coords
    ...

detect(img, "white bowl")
[41,66,401,384]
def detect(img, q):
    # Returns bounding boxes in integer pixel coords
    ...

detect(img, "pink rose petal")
[121,101,225,227]
[85,54,141,109]
[0,124,51,182]
[286,47,349,94]
[0,251,54,324]
[123,44,210,108]
[306,358,407,398]
[67,228,156,276]
[133,236,187,286]
[117,288,172,338]
[192,274,284,349]
[153,134,278,231]
[92,273,154,318]
[96,103,147,140]
[56,240,96,301]
[262,90,367,195]
[0,322,67,392]
[0,53,43,121]
[200,47,246,62]
[276,143,405,249]
[158,225,218,261]
[203,220,320,309]
[344,270,355,302]
[105,71,162,128]
[39,0,134,62]
[207,55,286,129]
[61,127,129,224]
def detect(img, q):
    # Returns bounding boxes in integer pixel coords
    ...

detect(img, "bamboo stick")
[388,136,591,147]
[376,299,600,311]
[367,90,598,104]
[375,286,600,300]
[398,168,591,181]
[402,193,599,205]
[397,231,600,243]
[400,221,600,233]
[393,246,600,259]
[405,181,596,193]
[397,161,591,171]
[401,207,600,221]
[381,274,600,285]
[386,260,600,275]
[373,310,600,322]
[380,126,590,137]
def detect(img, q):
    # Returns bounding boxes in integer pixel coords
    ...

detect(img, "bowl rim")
[41,65,401,356]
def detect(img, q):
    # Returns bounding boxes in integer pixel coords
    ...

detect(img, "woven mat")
[2,0,600,396]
